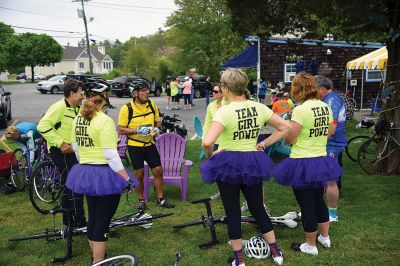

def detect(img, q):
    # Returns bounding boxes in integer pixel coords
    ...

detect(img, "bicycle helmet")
[83,80,114,109]
[129,78,151,92]
[244,236,270,259]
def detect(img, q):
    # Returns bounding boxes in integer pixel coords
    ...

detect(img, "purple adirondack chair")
[116,126,130,165]
[143,132,193,202]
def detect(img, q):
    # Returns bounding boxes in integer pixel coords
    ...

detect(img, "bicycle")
[345,118,375,162]
[29,161,63,214]
[160,113,188,139]
[9,136,50,191]
[9,199,173,263]
[172,197,298,249]
[92,254,138,266]
[358,120,400,175]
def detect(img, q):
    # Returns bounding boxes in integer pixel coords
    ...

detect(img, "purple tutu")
[66,164,138,196]
[200,151,275,185]
[272,156,342,189]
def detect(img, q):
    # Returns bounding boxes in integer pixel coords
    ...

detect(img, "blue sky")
[0,0,176,45]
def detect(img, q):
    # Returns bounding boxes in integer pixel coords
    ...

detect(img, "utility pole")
[74,0,93,74]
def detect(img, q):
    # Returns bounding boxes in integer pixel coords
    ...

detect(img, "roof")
[346,46,387,70]
[263,37,384,49]
[62,46,111,61]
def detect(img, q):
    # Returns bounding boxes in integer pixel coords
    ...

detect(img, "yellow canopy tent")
[345,46,387,115]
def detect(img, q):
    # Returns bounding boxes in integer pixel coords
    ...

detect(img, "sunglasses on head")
[212,90,221,94]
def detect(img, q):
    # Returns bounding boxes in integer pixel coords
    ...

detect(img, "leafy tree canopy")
[0,23,15,71]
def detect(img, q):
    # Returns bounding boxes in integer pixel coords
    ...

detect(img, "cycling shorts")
[127,144,162,170]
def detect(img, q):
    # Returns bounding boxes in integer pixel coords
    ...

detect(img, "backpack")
[125,100,157,126]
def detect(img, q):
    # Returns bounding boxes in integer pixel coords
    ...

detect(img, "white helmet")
[244,236,270,259]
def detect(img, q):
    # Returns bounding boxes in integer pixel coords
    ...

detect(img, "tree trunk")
[379,1,400,175]
[31,65,35,83]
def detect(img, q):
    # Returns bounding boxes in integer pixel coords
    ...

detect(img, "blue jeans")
[190,87,195,103]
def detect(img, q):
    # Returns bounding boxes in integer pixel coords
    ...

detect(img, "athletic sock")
[328,207,337,218]
[268,242,282,257]
[157,198,164,203]
[319,235,330,241]
[233,249,244,265]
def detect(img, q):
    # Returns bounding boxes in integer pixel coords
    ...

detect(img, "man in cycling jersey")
[37,78,86,228]
[5,122,40,163]
[118,78,175,210]
[315,75,347,222]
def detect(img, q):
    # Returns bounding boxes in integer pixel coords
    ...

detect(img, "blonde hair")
[290,72,319,103]
[220,68,249,96]
[5,126,19,141]
[80,92,107,120]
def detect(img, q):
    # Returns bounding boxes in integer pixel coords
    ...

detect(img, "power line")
[10,25,83,34]
[90,1,175,11]
[0,6,75,19]
[87,3,171,15]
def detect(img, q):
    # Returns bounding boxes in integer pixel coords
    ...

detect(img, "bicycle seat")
[357,118,375,129]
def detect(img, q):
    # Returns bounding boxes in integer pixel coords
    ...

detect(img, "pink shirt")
[181,81,192,94]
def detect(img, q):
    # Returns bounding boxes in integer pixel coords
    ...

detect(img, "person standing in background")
[205,76,212,106]
[258,77,267,104]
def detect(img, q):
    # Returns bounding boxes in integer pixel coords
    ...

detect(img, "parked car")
[16,73,27,80]
[26,74,46,80]
[36,75,67,94]
[177,75,208,98]
[111,76,162,97]
[0,85,12,128]
[66,74,97,82]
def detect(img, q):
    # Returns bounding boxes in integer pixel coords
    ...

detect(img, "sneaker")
[240,201,248,212]
[157,199,175,208]
[271,250,284,265]
[317,234,331,248]
[291,242,318,255]
[137,201,146,211]
[329,216,339,222]
[227,256,245,266]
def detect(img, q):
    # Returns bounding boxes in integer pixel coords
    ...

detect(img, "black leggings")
[86,194,121,241]
[49,147,85,226]
[183,94,191,105]
[293,187,329,232]
[217,181,273,239]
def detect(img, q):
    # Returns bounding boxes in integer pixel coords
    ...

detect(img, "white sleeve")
[102,148,124,172]
[72,142,80,162]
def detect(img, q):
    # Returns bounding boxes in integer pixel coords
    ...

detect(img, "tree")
[166,0,247,79]
[0,23,15,72]
[4,33,63,82]
[226,0,400,174]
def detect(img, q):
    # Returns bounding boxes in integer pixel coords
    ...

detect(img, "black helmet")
[82,80,114,109]
[129,78,150,92]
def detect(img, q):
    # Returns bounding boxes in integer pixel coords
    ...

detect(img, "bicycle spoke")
[358,138,380,175]
[10,149,28,191]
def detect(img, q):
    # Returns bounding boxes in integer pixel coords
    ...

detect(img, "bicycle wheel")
[114,212,173,228]
[358,137,381,175]
[92,254,138,266]
[345,135,370,162]
[349,97,357,111]
[9,148,28,191]
[9,230,61,242]
[29,162,62,214]
[173,219,204,229]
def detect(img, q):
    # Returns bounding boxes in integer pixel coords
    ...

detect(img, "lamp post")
[245,35,260,91]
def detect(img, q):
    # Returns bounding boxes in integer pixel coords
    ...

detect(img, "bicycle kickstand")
[190,198,220,248]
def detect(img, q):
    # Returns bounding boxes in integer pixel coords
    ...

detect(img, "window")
[79,62,84,68]
[366,69,385,82]
[284,63,296,82]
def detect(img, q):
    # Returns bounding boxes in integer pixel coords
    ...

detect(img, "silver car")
[36,75,66,94]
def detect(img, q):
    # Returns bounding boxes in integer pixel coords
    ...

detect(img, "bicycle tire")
[358,137,381,175]
[345,135,370,162]
[10,148,28,191]
[29,162,62,214]
[173,219,204,229]
[92,254,138,266]
[9,231,61,242]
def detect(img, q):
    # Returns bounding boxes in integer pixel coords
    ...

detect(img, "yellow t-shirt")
[170,81,178,97]
[118,100,160,146]
[290,99,333,158]
[72,112,118,164]
[212,100,273,151]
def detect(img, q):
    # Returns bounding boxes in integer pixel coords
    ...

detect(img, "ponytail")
[243,89,250,100]
[80,98,103,120]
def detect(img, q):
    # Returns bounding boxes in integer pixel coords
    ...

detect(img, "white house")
[25,45,114,76]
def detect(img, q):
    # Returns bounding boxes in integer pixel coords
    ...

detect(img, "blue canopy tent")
[221,45,258,68]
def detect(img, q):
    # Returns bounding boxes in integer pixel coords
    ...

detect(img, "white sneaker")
[317,235,331,248]
[299,243,318,255]
[240,201,248,212]
[271,251,284,265]
[329,216,339,222]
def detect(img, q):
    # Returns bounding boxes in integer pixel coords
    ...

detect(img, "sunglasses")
[212,90,221,94]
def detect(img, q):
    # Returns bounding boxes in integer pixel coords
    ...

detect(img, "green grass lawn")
[0,121,399,265]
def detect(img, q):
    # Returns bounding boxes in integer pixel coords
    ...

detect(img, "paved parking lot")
[2,83,208,138]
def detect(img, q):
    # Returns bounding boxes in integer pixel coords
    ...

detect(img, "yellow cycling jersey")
[38,98,80,148]
[118,99,160,147]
